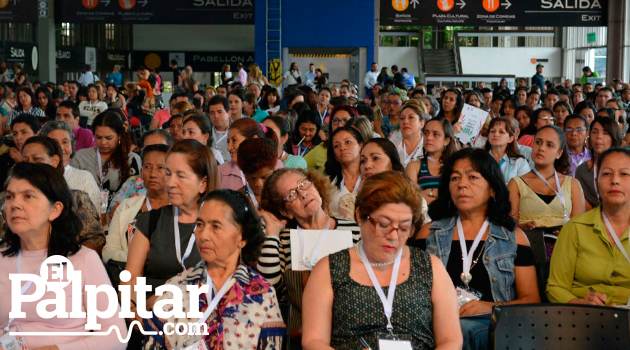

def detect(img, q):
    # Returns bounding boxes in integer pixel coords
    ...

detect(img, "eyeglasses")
[389,101,403,106]
[283,178,313,203]
[332,118,349,126]
[540,116,554,121]
[565,127,587,134]
[367,215,412,236]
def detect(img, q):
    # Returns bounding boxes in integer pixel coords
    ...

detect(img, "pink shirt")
[152,109,171,128]
[218,159,284,191]
[0,247,127,350]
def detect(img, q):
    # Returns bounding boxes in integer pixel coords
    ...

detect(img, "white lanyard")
[96,148,104,184]
[456,217,489,282]
[5,252,44,332]
[341,174,362,195]
[593,163,600,201]
[238,170,247,187]
[296,136,306,157]
[401,140,421,167]
[245,183,258,208]
[145,197,152,211]
[602,213,630,266]
[297,217,331,269]
[359,242,403,331]
[281,151,286,160]
[571,153,587,169]
[193,269,235,330]
[318,107,328,123]
[212,127,228,145]
[427,156,439,164]
[532,168,569,222]
[173,207,196,270]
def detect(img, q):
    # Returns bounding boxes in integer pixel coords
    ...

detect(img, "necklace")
[354,242,395,267]
[460,239,488,286]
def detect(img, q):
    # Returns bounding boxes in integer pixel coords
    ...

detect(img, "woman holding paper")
[410,149,539,350]
[257,168,361,332]
[508,125,585,232]
[437,88,464,134]
[484,117,531,184]
[302,171,462,350]
[547,147,630,306]
[143,190,285,350]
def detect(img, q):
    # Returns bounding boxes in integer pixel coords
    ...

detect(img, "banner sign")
[0,42,39,74]
[0,0,39,23]
[132,51,255,72]
[381,0,607,27]
[55,0,254,24]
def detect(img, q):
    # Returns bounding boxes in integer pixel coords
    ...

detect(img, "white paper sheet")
[456,103,490,145]
[290,229,354,271]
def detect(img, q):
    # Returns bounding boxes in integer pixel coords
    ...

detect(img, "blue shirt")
[107,72,122,86]
[402,72,415,89]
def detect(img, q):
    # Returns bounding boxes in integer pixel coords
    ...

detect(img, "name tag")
[182,340,210,350]
[379,339,412,350]
[0,325,30,350]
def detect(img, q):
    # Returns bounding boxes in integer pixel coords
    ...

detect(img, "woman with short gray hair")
[41,120,102,209]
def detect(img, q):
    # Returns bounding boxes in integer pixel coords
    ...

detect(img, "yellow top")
[546,206,630,305]
[514,175,573,228]
[304,143,327,174]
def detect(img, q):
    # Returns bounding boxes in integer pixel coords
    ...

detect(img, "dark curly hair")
[428,148,516,231]
[237,138,278,175]
[91,111,132,184]
[2,163,82,258]
[199,190,264,266]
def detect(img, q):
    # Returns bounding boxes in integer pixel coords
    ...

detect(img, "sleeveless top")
[417,157,440,190]
[513,175,573,228]
[330,247,435,350]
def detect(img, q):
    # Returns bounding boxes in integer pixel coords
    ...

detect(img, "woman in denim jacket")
[410,148,540,350]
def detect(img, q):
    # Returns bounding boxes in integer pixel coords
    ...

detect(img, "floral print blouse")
[143,261,285,350]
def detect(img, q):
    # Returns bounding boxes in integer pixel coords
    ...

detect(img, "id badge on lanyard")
[0,325,30,350]
[377,332,413,350]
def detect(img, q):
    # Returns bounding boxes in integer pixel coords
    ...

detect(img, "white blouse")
[64,164,102,209]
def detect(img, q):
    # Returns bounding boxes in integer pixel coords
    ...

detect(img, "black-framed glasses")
[283,178,313,203]
[332,119,349,126]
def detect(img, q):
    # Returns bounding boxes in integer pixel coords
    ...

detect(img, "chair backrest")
[490,304,630,350]
[279,303,292,350]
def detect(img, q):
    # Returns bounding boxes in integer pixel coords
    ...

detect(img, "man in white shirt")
[364,62,379,99]
[208,95,232,162]
[304,63,317,88]
[78,64,99,86]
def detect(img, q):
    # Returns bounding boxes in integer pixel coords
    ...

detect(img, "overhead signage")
[55,0,254,24]
[381,0,607,26]
[0,42,39,73]
[0,0,39,23]
[132,51,255,72]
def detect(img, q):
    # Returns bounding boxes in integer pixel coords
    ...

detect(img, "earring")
[49,222,52,235]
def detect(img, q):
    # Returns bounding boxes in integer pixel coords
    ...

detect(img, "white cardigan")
[102,194,145,264]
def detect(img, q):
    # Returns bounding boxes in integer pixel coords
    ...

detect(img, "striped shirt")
[417,157,440,190]
[257,217,361,301]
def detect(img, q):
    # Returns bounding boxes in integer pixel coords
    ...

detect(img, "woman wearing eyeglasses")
[304,106,358,173]
[303,171,462,350]
[517,107,555,147]
[257,168,361,336]
[411,149,539,350]
[563,114,591,177]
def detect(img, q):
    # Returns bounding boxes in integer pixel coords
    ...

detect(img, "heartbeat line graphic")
[11,321,157,343]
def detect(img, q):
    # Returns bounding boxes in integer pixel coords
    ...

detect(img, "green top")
[547,206,630,305]
[329,247,435,350]
[304,143,328,173]
[581,71,600,85]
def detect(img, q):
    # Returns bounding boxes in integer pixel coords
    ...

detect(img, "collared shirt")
[491,150,531,184]
[364,70,379,89]
[73,125,96,151]
[547,206,630,305]
[305,70,317,87]
[567,148,591,177]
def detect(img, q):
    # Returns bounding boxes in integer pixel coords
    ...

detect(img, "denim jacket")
[426,216,517,303]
